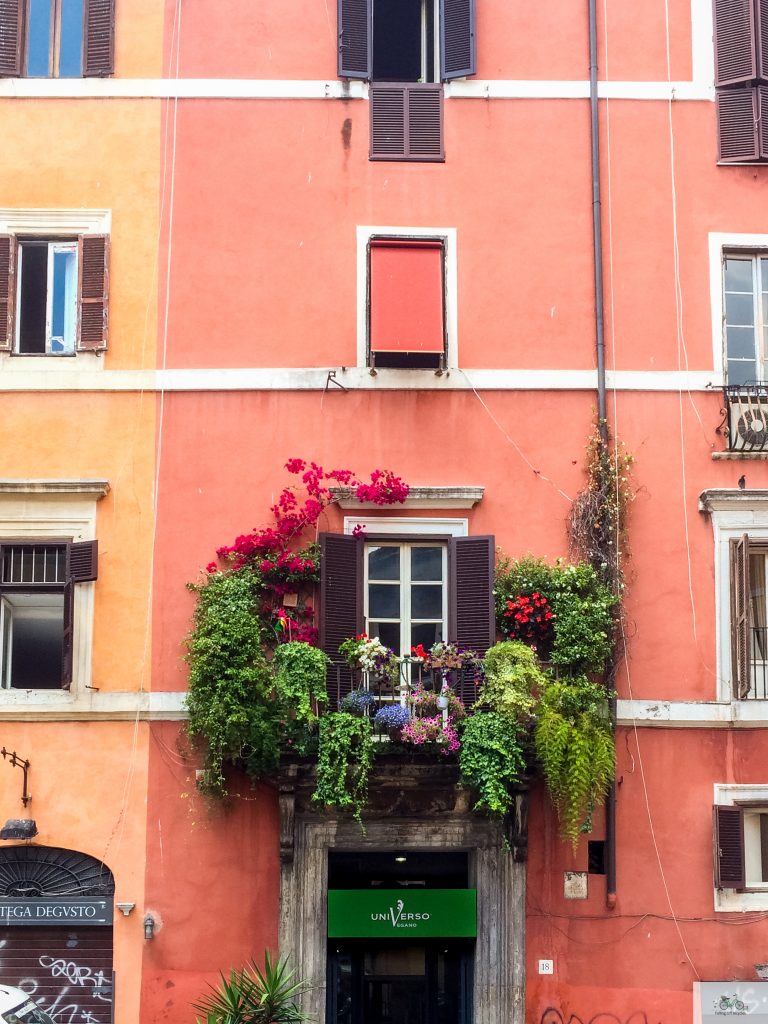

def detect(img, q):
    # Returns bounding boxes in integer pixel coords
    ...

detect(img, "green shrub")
[459,712,526,817]
[272,640,329,724]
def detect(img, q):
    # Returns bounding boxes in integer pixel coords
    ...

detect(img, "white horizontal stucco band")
[0,368,723,392]
[0,695,762,724]
[0,79,713,101]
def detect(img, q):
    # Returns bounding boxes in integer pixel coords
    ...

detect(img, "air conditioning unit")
[728,388,768,452]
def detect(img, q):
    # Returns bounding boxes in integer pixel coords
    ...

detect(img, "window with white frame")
[0,232,109,355]
[0,539,97,689]
[365,541,447,655]
[0,482,106,699]
[714,785,768,911]
[723,252,768,384]
[357,226,457,371]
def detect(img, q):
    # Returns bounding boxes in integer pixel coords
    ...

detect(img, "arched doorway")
[0,847,114,1023]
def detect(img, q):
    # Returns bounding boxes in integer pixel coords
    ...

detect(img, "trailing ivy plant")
[313,712,374,824]
[458,712,526,817]
[495,556,616,674]
[534,675,615,848]
[186,567,281,796]
[272,640,329,724]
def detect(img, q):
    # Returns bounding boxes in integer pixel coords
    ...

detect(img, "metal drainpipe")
[587,0,617,909]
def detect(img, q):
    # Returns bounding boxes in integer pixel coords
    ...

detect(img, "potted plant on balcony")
[373,703,411,741]
[340,688,377,716]
[339,634,400,688]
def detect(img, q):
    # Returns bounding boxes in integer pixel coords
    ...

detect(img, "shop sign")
[0,899,112,926]
[694,982,768,1021]
[327,888,476,938]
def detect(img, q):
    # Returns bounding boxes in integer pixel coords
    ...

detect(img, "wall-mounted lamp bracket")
[1,748,31,806]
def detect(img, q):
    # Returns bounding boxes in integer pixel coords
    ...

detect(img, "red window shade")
[369,239,445,354]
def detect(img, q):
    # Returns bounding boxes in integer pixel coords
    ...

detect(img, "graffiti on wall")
[0,937,112,1024]
[541,1010,657,1024]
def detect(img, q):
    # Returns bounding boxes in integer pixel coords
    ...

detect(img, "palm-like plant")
[193,951,312,1024]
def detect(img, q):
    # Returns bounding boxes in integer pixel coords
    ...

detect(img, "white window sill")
[0,352,104,372]
[0,689,187,720]
[715,888,768,911]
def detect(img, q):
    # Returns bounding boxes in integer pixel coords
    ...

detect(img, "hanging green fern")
[534,676,615,848]
[313,712,374,824]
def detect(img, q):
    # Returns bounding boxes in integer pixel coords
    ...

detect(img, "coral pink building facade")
[2,0,768,1021]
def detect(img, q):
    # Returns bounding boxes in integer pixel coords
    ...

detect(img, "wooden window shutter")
[337,0,371,79]
[61,581,74,689]
[449,535,495,652]
[759,84,768,155]
[370,84,444,161]
[69,540,98,583]
[714,804,746,888]
[407,85,444,160]
[320,533,363,709]
[77,234,109,351]
[449,535,494,702]
[440,0,476,80]
[83,0,116,77]
[717,87,761,161]
[0,0,23,77]
[0,235,14,352]
[730,534,751,697]
[714,0,757,85]
[758,0,768,76]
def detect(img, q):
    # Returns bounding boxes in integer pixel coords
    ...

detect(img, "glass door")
[327,940,472,1024]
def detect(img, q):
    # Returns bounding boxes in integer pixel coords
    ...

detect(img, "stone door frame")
[279,814,525,1024]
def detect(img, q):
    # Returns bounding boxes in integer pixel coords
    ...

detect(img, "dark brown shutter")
[78,234,109,351]
[69,540,99,582]
[449,535,495,705]
[320,533,363,709]
[407,85,444,159]
[714,0,757,85]
[717,87,760,161]
[449,535,495,650]
[440,0,476,80]
[83,0,116,76]
[370,84,444,161]
[758,0,768,76]
[759,84,768,155]
[0,0,23,77]
[337,0,371,79]
[61,580,74,689]
[0,234,14,352]
[714,804,746,888]
[730,534,751,697]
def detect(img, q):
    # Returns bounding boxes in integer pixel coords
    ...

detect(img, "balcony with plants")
[185,452,626,849]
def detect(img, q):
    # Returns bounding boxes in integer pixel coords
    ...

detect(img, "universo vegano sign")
[327,889,477,939]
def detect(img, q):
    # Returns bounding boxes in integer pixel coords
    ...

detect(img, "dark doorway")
[327,852,473,1024]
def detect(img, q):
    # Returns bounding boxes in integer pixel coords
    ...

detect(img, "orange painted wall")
[0,722,150,1023]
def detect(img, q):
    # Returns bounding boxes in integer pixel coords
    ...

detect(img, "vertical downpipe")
[587,0,617,909]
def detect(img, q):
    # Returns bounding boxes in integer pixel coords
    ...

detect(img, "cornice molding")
[332,486,484,509]
[0,480,110,499]
[699,489,768,513]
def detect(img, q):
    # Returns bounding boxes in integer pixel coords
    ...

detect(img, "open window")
[713,0,768,161]
[729,534,768,698]
[0,540,97,689]
[0,234,109,355]
[715,802,768,891]
[368,238,446,370]
[338,0,475,161]
[0,0,115,78]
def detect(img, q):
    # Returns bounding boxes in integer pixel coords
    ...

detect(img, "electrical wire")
[459,370,574,504]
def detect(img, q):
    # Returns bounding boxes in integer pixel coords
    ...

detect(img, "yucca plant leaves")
[193,951,313,1024]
